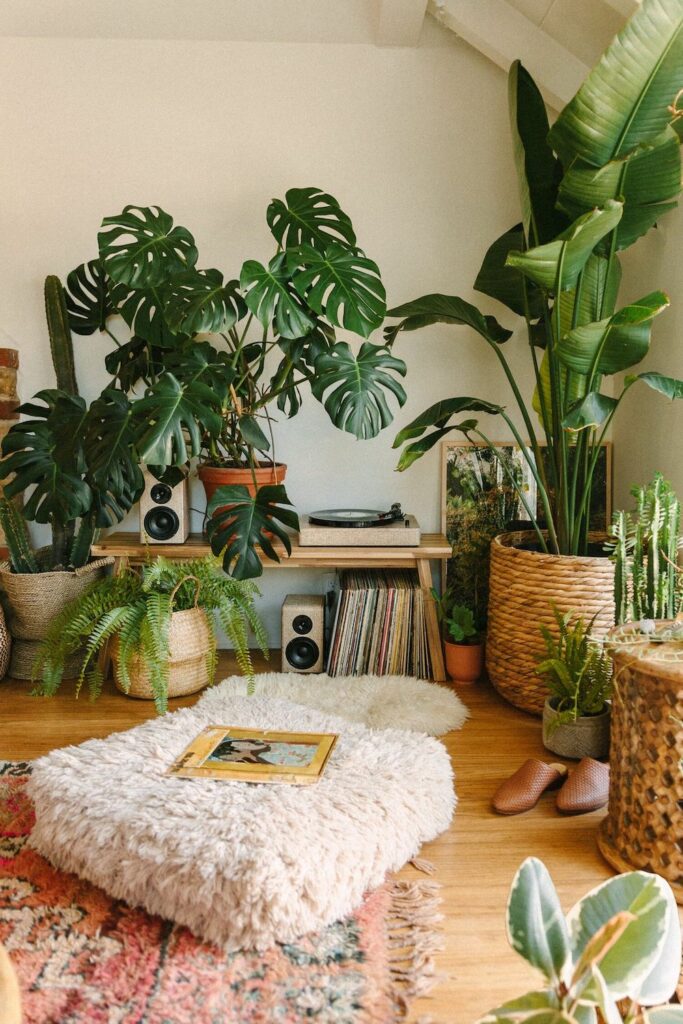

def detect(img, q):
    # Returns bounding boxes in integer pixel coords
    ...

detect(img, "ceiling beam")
[376,0,429,45]
[428,0,589,111]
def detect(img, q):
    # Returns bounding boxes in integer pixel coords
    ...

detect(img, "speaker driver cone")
[144,507,180,541]
[285,637,319,671]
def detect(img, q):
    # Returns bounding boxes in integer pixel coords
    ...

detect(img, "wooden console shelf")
[92,531,452,681]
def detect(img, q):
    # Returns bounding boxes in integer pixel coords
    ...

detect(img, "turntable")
[298,503,421,547]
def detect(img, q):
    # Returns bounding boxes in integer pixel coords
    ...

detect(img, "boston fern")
[34,556,267,713]
[536,604,612,724]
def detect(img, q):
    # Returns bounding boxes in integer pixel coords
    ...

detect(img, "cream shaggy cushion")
[200,671,468,735]
[28,695,455,951]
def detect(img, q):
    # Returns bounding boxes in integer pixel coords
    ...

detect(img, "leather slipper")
[492,758,568,815]
[556,757,610,815]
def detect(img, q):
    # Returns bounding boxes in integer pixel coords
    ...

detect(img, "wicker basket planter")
[542,698,611,760]
[0,555,114,679]
[486,531,615,715]
[598,624,683,903]
[112,605,212,701]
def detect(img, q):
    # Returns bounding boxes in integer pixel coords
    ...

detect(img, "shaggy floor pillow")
[27,696,455,951]
[200,671,469,735]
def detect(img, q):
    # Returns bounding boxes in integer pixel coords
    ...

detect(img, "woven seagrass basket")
[598,624,683,903]
[112,576,212,701]
[486,531,615,715]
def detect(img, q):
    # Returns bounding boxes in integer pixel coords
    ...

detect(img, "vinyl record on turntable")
[308,503,406,528]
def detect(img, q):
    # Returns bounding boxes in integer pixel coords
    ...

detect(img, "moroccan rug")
[0,762,443,1024]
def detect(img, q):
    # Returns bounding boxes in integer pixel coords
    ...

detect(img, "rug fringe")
[385,878,445,1021]
[409,857,436,875]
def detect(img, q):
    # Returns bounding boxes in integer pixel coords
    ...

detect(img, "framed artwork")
[440,441,613,614]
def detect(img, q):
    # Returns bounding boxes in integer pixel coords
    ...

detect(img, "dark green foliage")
[207,485,300,581]
[65,260,113,335]
[34,555,267,713]
[536,604,612,724]
[432,588,481,643]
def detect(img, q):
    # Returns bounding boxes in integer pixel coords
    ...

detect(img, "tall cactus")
[0,497,39,573]
[44,275,78,396]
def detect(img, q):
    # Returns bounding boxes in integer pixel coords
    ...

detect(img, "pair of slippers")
[492,756,610,816]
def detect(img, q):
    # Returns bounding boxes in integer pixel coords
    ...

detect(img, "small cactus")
[44,275,78,396]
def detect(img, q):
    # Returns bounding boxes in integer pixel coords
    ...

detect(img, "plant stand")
[91,531,451,681]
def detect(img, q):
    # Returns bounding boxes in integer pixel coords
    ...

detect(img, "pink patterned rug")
[0,762,442,1024]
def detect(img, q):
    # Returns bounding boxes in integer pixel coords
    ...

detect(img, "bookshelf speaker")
[281,594,324,674]
[139,470,190,544]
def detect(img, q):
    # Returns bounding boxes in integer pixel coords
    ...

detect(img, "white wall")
[0,20,553,643]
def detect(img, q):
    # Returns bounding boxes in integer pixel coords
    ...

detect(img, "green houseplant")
[63,189,406,579]
[35,555,266,714]
[433,589,485,684]
[479,857,683,1024]
[537,605,612,759]
[387,0,683,712]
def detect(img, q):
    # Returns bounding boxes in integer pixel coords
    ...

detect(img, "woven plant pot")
[113,605,212,702]
[598,623,683,902]
[542,698,611,760]
[486,531,615,715]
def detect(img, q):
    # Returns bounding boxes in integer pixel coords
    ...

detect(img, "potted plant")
[387,2,683,713]
[433,589,484,683]
[478,856,683,1023]
[62,189,407,578]
[34,555,266,714]
[537,604,612,759]
[0,278,142,678]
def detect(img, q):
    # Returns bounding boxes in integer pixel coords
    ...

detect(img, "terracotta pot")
[542,698,611,760]
[444,639,484,684]
[198,462,287,506]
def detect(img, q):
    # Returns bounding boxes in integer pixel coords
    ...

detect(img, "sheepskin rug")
[200,671,468,735]
[28,695,455,951]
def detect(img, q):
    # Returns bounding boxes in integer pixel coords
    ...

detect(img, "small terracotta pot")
[444,639,484,684]
[198,462,287,505]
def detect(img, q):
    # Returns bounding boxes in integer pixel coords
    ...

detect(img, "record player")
[298,503,421,547]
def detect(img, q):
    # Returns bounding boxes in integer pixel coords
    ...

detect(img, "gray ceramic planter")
[542,698,611,760]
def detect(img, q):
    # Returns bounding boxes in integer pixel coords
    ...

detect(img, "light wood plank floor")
[1,654,672,1022]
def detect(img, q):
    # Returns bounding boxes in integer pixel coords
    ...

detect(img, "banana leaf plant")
[64,189,406,577]
[390,0,683,557]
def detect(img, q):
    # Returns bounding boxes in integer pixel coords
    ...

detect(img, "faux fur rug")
[27,696,455,951]
[1,762,444,1024]
[200,671,469,735]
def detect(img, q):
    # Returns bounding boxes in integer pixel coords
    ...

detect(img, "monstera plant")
[389,0,683,559]
[64,189,405,578]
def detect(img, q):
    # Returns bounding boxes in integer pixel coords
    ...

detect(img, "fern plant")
[536,603,612,725]
[34,555,267,713]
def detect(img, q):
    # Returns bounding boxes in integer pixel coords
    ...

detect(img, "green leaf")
[311,341,406,440]
[238,415,270,452]
[289,243,386,339]
[84,388,144,527]
[271,323,335,417]
[240,253,315,340]
[557,254,623,336]
[394,397,504,449]
[508,61,568,245]
[65,259,114,335]
[98,205,198,289]
[506,202,623,292]
[506,857,571,984]
[162,342,235,404]
[267,187,357,251]
[636,874,682,1005]
[563,392,618,431]
[548,1,683,168]
[474,225,546,318]
[557,292,670,375]
[110,282,184,349]
[207,484,300,580]
[163,268,246,335]
[396,424,472,471]
[627,371,683,400]
[104,335,164,391]
[385,294,512,346]
[133,372,222,467]
[479,990,558,1021]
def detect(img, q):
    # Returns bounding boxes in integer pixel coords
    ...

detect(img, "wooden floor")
[0,653,671,1022]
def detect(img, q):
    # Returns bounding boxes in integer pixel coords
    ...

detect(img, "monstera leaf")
[84,388,144,526]
[162,342,236,403]
[98,205,198,289]
[105,336,165,391]
[110,282,184,349]
[310,342,406,440]
[65,259,114,335]
[289,243,386,339]
[132,372,222,467]
[270,322,335,417]
[267,187,357,251]
[0,391,92,525]
[240,253,315,340]
[163,269,247,335]
[207,484,300,580]
[474,226,546,318]
[385,294,512,346]
[557,291,669,376]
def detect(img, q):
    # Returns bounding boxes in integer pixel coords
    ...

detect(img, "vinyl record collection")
[327,569,431,678]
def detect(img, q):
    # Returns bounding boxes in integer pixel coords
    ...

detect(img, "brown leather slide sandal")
[492,758,568,815]
[556,757,610,815]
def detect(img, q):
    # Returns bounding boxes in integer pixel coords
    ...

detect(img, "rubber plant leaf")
[163,268,247,335]
[65,259,114,335]
[474,225,546,318]
[98,205,198,289]
[240,252,315,340]
[506,857,571,985]
[83,388,145,527]
[506,202,623,293]
[133,372,222,467]
[508,61,568,245]
[289,243,386,339]
[311,341,407,440]
[267,187,357,252]
[548,0,683,168]
[385,294,512,346]
[207,484,300,580]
